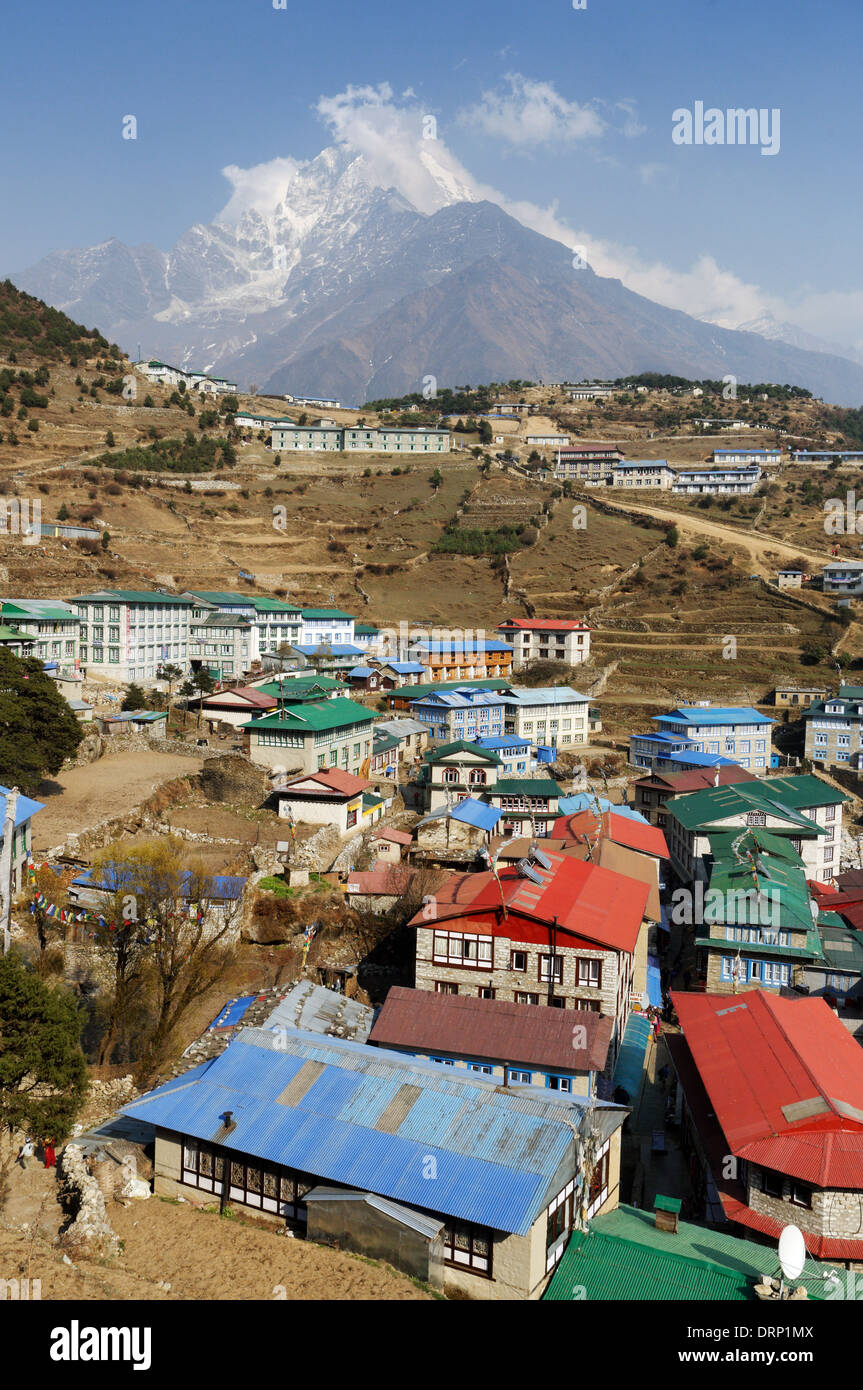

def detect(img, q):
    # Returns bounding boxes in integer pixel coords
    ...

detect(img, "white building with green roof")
[0,600,80,674]
[240,697,375,776]
[71,589,199,683]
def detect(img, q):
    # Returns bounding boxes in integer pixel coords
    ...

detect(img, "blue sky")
[2,0,862,348]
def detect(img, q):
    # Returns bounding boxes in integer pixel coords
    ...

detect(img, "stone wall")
[58,1143,120,1259]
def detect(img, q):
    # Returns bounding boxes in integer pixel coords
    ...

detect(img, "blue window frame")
[546,1073,573,1093]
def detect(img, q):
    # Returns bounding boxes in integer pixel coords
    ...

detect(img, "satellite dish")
[778,1224,806,1281]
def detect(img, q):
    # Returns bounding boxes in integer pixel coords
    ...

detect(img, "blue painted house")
[630,705,774,773]
[122,1027,627,1298]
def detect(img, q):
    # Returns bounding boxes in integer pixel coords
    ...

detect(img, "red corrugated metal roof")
[639,766,758,795]
[347,866,415,896]
[497,619,590,632]
[284,768,370,797]
[553,809,669,860]
[203,685,278,709]
[720,1195,863,1259]
[369,986,613,1072]
[672,990,863,1187]
[409,850,648,954]
[370,828,413,845]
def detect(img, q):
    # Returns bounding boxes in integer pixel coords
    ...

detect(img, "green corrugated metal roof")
[695,932,823,961]
[544,1227,752,1301]
[298,608,355,620]
[818,925,863,974]
[424,740,503,766]
[493,778,561,797]
[72,589,193,606]
[569,1204,854,1301]
[403,678,512,700]
[256,675,343,697]
[705,834,814,931]
[707,828,803,866]
[241,698,373,733]
[666,781,823,835]
[767,774,847,808]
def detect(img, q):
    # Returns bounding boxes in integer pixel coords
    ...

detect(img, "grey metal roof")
[303,1185,445,1238]
[264,981,374,1043]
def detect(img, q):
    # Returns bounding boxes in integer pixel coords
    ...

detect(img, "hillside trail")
[2,1151,64,1241]
[605,498,835,572]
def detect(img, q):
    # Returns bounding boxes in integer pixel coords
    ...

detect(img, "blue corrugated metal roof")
[122,1029,619,1235]
[73,867,246,900]
[612,1013,651,1100]
[450,798,502,831]
[0,785,44,827]
[558,793,648,824]
[665,751,740,768]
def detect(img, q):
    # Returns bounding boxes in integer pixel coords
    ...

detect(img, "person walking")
[43,1138,56,1169]
[17,1137,34,1169]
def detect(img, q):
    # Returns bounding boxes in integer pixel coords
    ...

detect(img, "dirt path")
[0,1193,435,1301]
[32,749,205,851]
[605,498,835,572]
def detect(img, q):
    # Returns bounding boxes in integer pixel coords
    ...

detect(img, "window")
[443,768,459,784]
[539,954,563,984]
[574,997,601,1012]
[546,1074,572,1093]
[510,950,527,972]
[442,1221,492,1276]
[790,1180,812,1209]
[468,769,486,786]
[468,1063,493,1074]
[545,1180,576,1272]
[435,982,458,995]
[507,1069,531,1084]
[761,1169,784,1200]
[430,1056,455,1066]
[477,987,496,1000]
[825,804,837,821]
[586,1143,610,1218]
[746,811,766,826]
[515,992,539,1005]
[576,958,602,988]
[432,931,493,968]
[181,1138,312,1220]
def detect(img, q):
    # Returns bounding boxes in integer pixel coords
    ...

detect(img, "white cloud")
[218,157,302,221]
[458,75,605,147]
[216,84,861,360]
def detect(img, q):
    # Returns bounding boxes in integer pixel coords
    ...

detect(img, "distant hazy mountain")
[14,145,863,405]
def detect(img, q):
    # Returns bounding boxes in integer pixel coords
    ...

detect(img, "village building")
[272,767,372,836]
[667,989,863,1260]
[485,778,562,837]
[822,561,863,598]
[71,589,198,684]
[184,593,303,661]
[772,682,828,708]
[804,684,863,767]
[291,644,367,675]
[0,600,80,674]
[776,569,805,589]
[122,1028,626,1298]
[344,862,415,909]
[662,774,846,885]
[631,764,758,828]
[628,704,774,773]
[418,741,503,813]
[252,673,344,703]
[371,659,426,686]
[410,687,509,743]
[566,385,614,400]
[0,622,35,660]
[369,986,612,1097]
[526,433,570,447]
[496,619,591,669]
[184,684,277,727]
[502,687,590,747]
[670,465,761,495]
[240,697,375,777]
[689,829,823,992]
[2,787,43,896]
[297,608,355,646]
[791,449,863,463]
[386,676,512,712]
[370,728,400,778]
[553,445,624,483]
[270,424,450,453]
[187,611,258,682]
[610,460,673,489]
[345,664,396,693]
[411,848,649,1069]
[712,448,782,465]
[473,735,533,775]
[366,827,413,862]
[407,638,513,684]
[373,717,430,760]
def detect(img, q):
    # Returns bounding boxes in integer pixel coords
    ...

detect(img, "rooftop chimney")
[654,1195,682,1233]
